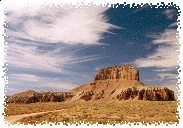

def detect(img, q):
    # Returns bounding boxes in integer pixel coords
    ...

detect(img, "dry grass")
[4,102,74,116]
[4,100,179,125]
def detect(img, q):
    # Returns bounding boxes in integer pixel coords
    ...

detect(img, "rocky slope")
[70,64,175,102]
[5,64,175,104]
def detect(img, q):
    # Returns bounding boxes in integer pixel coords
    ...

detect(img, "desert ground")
[4,100,179,126]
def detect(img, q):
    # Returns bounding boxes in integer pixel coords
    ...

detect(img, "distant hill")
[11,90,36,97]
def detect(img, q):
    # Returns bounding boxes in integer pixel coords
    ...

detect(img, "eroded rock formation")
[5,65,176,103]
[70,64,175,102]
[5,90,74,104]
[94,64,139,81]
[117,86,175,101]
[80,90,94,101]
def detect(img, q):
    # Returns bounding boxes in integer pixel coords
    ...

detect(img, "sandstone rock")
[70,64,175,102]
[94,64,139,81]
[95,90,105,100]
[6,90,74,104]
[91,81,96,85]
[95,94,103,100]
[80,90,94,101]
[117,86,175,101]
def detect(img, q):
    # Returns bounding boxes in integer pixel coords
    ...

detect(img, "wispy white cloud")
[134,28,180,68]
[6,43,106,73]
[168,22,178,28]
[162,9,177,20]
[130,4,149,14]
[9,74,41,83]
[152,68,176,72]
[5,3,119,75]
[142,79,160,82]
[5,4,121,45]
[145,33,161,40]
[6,73,78,93]
[6,44,64,72]
[42,82,77,90]
[142,70,178,88]
[157,73,178,81]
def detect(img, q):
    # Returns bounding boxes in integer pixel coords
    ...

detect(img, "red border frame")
[0,0,183,128]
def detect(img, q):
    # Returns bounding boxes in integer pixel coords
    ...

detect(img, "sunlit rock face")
[94,64,139,81]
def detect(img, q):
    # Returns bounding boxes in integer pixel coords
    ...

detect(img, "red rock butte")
[5,64,175,104]
[70,64,175,102]
[94,64,139,81]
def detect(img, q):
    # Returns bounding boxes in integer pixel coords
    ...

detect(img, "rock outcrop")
[80,90,94,101]
[94,64,139,81]
[5,65,176,103]
[116,86,175,101]
[5,90,74,104]
[70,64,175,102]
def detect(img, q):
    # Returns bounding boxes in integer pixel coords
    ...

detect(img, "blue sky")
[3,2,180,97]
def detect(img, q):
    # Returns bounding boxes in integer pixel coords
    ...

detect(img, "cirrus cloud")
[134,28,180,68]
[5,3,121,45]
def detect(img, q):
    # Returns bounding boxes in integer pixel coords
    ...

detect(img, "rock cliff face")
[5,65,176,103]
[116,86,175,101]
[94,64,139,81]
[5,90,74,104]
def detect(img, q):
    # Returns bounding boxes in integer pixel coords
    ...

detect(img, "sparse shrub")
[82,110,87,113]
[62,117,69,122]
[48,116,52,121]
[115,118,122,122]
[120,115,124,120]
[94,108,98,110]
[149,114,154,117]
[83,114,89,118]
